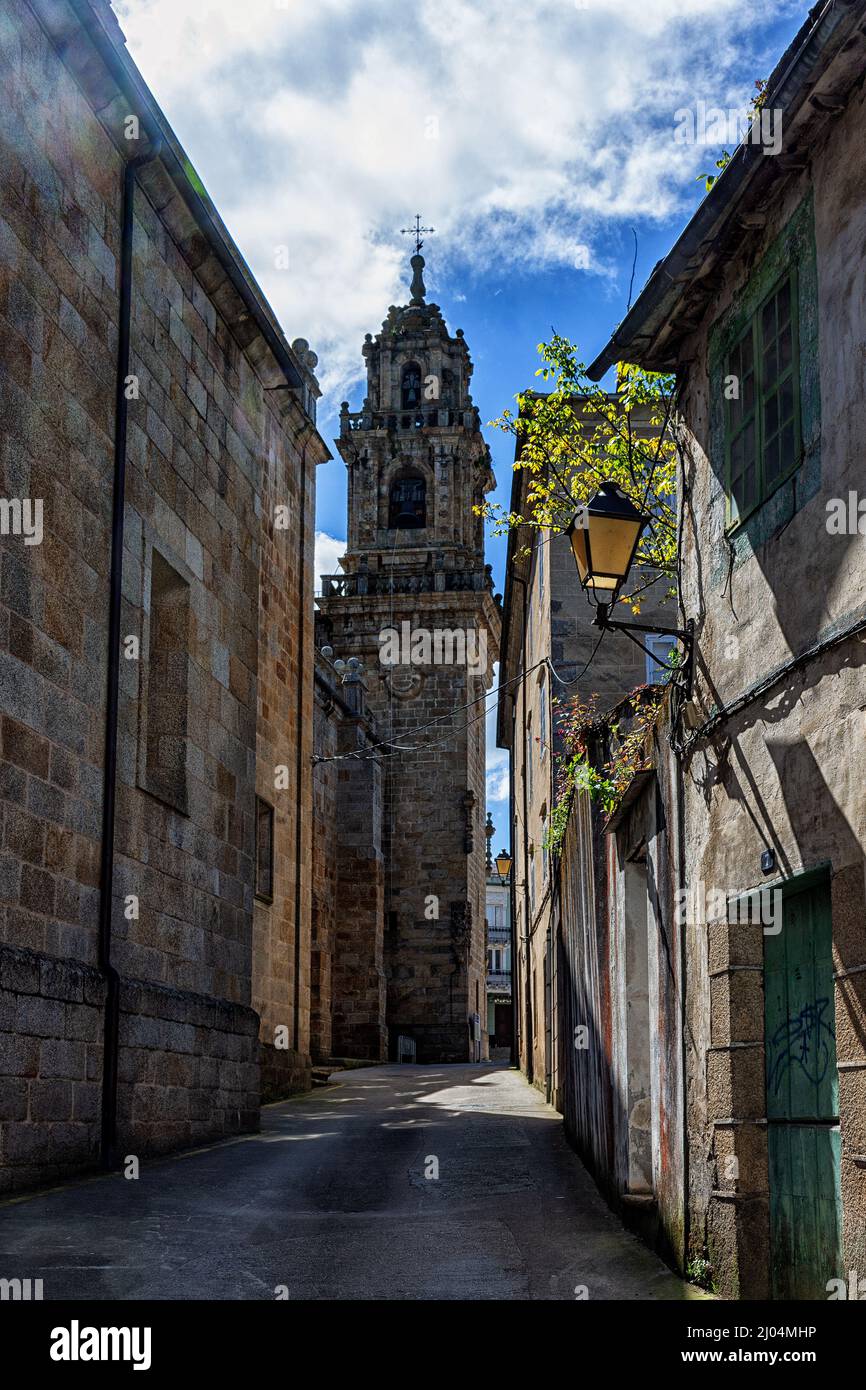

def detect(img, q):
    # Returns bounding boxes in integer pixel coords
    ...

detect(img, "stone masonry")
[311,641,386,1063]
[317,251,500,1062]
[0,0,327,1188]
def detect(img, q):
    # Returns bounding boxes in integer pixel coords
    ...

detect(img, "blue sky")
[116,0,805,851]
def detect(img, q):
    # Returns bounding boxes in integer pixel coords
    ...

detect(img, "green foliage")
[699,79,768,191]
[699,153,732,194]
[686,1255,718,1295]
[543,685,665,853]
[481,334,676,614]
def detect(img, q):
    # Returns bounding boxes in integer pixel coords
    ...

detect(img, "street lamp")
[494,850,512,884]
[566,480,648,603]
[567,480,694,697]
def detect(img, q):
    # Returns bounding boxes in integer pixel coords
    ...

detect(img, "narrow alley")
[0,1066,700,1301]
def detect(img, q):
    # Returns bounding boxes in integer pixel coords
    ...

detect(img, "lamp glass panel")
[586,515,642,582]
[569,523,589,585]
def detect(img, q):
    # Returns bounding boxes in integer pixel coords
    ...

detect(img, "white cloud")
[313,531,345,595]
[485,663,509,805]
[487,747,510,806]
[114,0,784,408]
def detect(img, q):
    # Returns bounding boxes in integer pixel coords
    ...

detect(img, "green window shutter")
[724,269,802,527]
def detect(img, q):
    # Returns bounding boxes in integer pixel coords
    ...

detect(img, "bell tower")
[318,229,501,1063]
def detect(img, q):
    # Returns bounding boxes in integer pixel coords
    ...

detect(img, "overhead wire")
[312,624,609,766]
[312,654,550,764]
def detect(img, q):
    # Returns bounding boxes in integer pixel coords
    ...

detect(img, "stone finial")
[340,657,367,716]
[290,337,321,423]
[485,811,495,872]
[410,253,426,305]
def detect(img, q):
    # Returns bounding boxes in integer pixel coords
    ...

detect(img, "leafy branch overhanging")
[479,335,677,616]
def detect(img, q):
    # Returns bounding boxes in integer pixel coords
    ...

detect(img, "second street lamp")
[567,479,695,697]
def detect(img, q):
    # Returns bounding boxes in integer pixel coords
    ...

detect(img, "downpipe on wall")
[98,142,162,1172]
[513,571,533,1083]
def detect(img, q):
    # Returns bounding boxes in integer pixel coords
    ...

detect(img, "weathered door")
[764,879,842,1299]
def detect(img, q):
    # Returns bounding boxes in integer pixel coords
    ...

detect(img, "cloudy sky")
[115,0,804,848]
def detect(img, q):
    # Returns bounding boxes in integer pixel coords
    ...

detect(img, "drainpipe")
[507,731,518,1069]
[513,570,533,1083]
[676,747,690,1273]
[98,143,162,1170]
[293,431,312,1055]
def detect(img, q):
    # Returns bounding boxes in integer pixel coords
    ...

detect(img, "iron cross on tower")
[400,214,434,254]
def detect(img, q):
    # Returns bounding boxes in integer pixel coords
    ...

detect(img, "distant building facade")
[485,836,512,1061]
[310,635,385,1065]
[317,248,501,1063]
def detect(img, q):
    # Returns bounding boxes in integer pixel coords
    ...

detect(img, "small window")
[401,363,422,410]
[725,271,800,526]
[645,633,676,685]
[256,797,274,901]
[389,475,426,529]
[144,550,190,814]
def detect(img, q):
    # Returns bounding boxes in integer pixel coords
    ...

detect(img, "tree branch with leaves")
[480,334,677,615]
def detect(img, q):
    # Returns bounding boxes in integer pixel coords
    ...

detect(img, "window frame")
[138,544,191,817]
[255,796,275,903]
[644,632,676,685]
[724,268,801,530]
[400,361,423,411]
[388,473,427,529]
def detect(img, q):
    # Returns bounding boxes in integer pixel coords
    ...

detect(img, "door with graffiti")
[763,878,842,1299]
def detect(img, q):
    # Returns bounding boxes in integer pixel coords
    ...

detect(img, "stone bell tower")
[317,230,500,1063]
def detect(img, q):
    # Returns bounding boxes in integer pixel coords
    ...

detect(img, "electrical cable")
[312,654,550,764]
[546,628,606,688]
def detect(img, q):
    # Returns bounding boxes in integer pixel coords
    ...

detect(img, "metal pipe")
[507,707,519,1069]
[98,142,161,1171]
[513,571,533,1082]
[293,433,311,1054]
[675,720,690,1272]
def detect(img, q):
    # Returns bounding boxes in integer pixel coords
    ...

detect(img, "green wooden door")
[764,879,842,1299]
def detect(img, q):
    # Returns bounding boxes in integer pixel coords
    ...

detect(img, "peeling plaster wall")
[554,712,685,1272]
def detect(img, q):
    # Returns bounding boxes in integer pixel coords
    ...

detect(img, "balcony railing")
[340,405,480,435]
[320,568,494,599]
[486,970,511,991]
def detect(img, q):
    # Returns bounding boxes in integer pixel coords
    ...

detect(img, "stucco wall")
[676,78,866,1296]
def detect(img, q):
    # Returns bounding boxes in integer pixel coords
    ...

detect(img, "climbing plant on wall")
[544,684,666,850]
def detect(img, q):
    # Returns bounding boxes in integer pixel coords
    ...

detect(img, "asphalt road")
[0,1063,703,1300]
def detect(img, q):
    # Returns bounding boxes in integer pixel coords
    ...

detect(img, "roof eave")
[587,0,866,380]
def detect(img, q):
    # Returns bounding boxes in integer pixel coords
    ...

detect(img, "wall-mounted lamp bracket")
[593,606,695,700]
